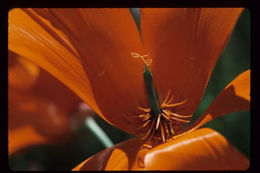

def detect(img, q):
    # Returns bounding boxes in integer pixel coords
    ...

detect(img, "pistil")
[131,52,193,142]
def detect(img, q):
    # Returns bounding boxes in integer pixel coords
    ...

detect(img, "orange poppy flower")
[9,8,250,170]
[8,51,81,155]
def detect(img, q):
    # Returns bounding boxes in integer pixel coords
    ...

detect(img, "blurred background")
[8,8,250,170]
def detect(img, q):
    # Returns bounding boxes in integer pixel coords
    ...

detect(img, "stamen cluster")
[137,90,192,142]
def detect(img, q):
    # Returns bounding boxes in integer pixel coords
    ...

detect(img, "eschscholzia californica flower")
[9,8,250,170]
[8,51,81,155]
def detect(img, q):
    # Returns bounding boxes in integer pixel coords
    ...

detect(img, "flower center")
[137,90,192,143]
[131,52,193,143]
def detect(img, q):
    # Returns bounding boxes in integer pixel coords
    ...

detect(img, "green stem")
[85,116,114,148]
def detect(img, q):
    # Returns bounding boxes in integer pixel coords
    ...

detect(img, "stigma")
[131,52,192,143]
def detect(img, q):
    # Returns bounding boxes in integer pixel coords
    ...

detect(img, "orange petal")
[72,138,160,171]
[9,50,81,116]
[141,8,243,116]
[8,48,83,155]
[9,88,70,147]
[16,8,147,135]
[144,128,249,170]
[9,8,148,134]
[182,69,250,134]
[9,60,82,155]
[8,51,40,90]
[33,68,81,114]
[8,8,104,122]
[73,128,249,170]
[41,8,147,135]
[8,125,48,155]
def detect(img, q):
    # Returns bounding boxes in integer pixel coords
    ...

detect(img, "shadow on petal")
[73,138,159,171]
[73,128,249,170]
[181,69,250,134]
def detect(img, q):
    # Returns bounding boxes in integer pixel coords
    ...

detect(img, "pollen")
[137,90,192,143]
